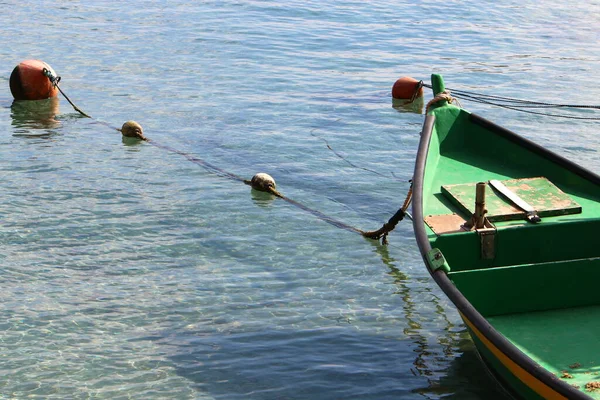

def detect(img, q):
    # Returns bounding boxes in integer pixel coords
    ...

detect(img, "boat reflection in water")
[374,240,509,399]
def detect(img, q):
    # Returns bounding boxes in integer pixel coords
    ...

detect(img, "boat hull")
[462,313,567,400]
[412,79,600,399]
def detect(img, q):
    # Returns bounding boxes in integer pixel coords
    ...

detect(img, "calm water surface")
[1,1,599,399]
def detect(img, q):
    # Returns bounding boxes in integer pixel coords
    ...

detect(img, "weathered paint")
[441,177,581,222]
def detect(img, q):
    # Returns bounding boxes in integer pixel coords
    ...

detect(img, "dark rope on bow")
[362,181,413,245]
[421,82,600,120]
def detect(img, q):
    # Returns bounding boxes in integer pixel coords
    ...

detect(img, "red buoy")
[10,60,59,101]
[392,76,423,101]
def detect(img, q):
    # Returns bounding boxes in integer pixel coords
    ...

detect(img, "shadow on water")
[422,342,513,400]
[10,97,61,137]
[160,241,509,400]
[162,242,424,399]
[166,327,421,400]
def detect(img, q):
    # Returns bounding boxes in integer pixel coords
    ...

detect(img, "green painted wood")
[449,257,600,317]
[489,306,600,399]
[431,217,600,273]
[441,177,581,222]
[466,325,547,400]
[431,73,446,96]
[421,108,600,222]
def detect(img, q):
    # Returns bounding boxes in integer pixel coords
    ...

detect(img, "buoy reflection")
[10,97,61,134]
[251,188,277,207]
[392,96,424,114]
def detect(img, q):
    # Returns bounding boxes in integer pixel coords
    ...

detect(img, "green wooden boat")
[413,74,600,399]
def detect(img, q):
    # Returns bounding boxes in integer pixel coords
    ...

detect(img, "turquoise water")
[1,1,599,399]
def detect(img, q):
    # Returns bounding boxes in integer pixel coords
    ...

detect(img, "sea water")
[0,1,599,399]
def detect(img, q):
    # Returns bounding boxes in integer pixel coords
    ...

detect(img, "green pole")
[431,73,446,96]
[429,74,448,111]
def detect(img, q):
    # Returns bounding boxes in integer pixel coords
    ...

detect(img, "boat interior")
[422,106,600,392]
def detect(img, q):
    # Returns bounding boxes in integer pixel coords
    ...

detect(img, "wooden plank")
[424,213,467,235]
[441,177,581,222]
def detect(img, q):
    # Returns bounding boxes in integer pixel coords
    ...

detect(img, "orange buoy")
[392,76,423,102]
[9,60,59,101]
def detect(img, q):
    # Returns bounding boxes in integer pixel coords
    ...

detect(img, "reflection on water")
[392,97,424,115]
[376,241,510,399]
[251,188,277,207]
[10,97,60,135]
[121,135,146,146]
[420,341,512,400]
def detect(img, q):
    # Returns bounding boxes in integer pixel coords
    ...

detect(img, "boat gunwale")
[470,113,600,186]
[412,111,593,400]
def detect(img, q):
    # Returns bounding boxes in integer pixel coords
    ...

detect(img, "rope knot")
[42,67,61,88]
[425,90,456,114]
[361,183,413,244]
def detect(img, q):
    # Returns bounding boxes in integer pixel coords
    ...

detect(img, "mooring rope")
[309,129,397,180]
[150,142,402,236]
[361,182,413,245]
[148,140,251,183]
[425,91,460,114]
[270,189,366,234]
[42,73,409,239]
[43,68,92,118]
[38,71,600,246]
[151,141,382,235]
[421,82,600,120]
